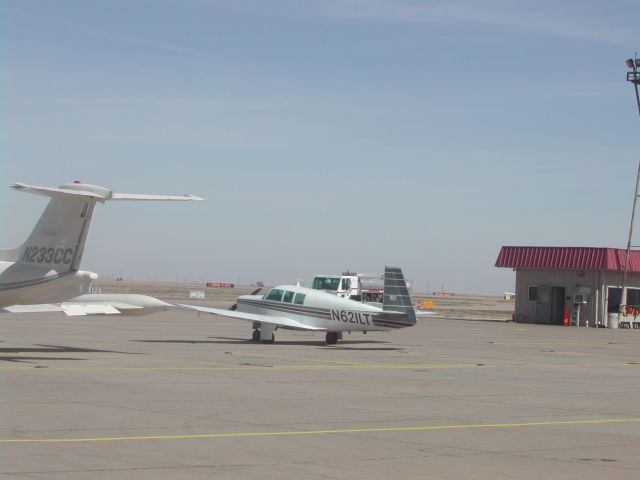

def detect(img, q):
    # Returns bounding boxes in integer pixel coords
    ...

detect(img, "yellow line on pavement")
[3,418,639,444]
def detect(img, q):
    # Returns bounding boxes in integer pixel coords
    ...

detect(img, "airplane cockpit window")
[265,288,284,301]
[283,291,295,303]
[294,293,306,305]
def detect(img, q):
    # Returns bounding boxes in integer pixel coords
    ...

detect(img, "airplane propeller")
[229,287,262,311]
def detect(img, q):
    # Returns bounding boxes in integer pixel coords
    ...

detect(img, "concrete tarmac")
[1,309,639,479]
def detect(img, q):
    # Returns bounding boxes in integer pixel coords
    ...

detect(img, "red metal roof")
[495,246,640,272]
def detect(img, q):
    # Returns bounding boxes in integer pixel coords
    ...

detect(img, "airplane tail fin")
[4,182,202,272]
[382,266,416,325]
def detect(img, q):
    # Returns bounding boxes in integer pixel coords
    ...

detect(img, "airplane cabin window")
[283,291,295,303]
[294,293,305,305]
[265,288,284,301]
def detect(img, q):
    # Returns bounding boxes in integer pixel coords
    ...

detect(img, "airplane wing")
[177,304,327,331]
[3,294,171,317]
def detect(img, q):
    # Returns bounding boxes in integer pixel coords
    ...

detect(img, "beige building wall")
[513,268,640,326]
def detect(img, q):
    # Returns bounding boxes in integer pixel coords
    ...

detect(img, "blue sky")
[2,0,639,294]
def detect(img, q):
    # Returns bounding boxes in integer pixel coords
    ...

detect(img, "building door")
[550,287,566,325]
[607,287,621,315]
[535,286,551,324]
[535,286,565,325]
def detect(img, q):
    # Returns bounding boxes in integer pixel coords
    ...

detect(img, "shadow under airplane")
[134,337,398,349]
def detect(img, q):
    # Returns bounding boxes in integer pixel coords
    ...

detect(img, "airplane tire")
[252,330,260,342]
[325,332,339,345]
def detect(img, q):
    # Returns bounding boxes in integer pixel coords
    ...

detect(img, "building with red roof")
[495,246,640,328]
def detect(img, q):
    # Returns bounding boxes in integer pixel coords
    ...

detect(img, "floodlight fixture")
[628,55,640,86]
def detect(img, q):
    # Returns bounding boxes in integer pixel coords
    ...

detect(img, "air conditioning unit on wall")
[574,294,588,304]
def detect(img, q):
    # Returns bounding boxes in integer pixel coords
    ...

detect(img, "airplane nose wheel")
[325,332,339,345]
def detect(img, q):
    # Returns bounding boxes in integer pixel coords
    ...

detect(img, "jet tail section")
[7,189,98,271]
[382,266,416,325]
[4,181,202,272]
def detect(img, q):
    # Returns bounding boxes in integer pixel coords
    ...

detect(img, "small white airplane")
[1,181,201,316]
[180,266,417,345]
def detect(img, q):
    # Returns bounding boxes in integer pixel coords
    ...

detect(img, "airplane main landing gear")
[252,329,274,343]
[325,332,340,345]
[255,323,275,344]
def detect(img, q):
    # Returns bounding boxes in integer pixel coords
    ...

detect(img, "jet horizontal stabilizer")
[12,182,204,202]
[110,193,203,201]
[11,182,112,200]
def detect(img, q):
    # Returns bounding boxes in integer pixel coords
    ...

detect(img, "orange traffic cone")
[563,307,569,326]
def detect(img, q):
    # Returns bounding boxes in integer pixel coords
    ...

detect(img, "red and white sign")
[206,282,235,288]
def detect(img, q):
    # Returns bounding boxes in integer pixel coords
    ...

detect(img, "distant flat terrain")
[95,280,514,321]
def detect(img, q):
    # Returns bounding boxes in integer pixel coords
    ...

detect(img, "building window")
[607,287,621,314]
[528,286,538,302]
[627,288,640,308]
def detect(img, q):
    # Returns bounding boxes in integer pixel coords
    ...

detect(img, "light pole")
[620,56,640,325]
